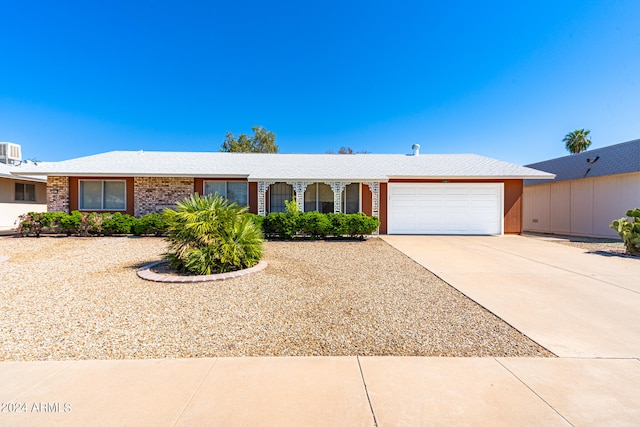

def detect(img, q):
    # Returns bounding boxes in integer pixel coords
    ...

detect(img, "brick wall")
[134,177,195,216]
[47,176,70,213]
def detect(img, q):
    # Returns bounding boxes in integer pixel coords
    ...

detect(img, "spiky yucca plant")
[163,194,264,275]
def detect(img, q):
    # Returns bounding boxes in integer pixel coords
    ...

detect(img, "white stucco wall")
[0,202,47,230]
[523,172,640,238]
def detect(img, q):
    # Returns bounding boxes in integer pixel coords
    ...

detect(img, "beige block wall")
[134,177,195,216]
[0,202,47,229]
[0,177,46,203]
[523,172,640,238]
[550,181,571,233]
[0,177,47,229]
[570,179,593,235]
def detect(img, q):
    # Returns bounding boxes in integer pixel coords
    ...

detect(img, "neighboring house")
[0,143,47,231]
[524,138,640,238]
[14,145,553,235]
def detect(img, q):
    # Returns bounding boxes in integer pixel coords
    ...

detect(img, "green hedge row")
[250,211,380,239]
[17,210,379,240]
[17,211,167,237]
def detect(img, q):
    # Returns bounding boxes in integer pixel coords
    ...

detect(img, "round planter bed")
[137,260,267,283]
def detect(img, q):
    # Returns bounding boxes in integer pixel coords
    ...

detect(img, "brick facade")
[47,176,70,213]
[134,177,195,216]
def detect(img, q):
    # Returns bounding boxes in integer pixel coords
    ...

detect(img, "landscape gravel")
[522,232,633,257]
[0,236,553,361]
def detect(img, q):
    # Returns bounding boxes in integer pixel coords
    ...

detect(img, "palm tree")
[163,194,264,274]
[563,129,592,154]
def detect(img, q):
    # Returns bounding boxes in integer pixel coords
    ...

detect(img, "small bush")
[611,208,640,255]
[57,211,81,235]
[299,211,330,238]
[133,213,168,236]
[326,213,349,237]
[102,212,136,235]
[345,212,380,238]
[17,212,47,237]
[42,212,69,234]
[77,212,102,237]
[262,212,299,239]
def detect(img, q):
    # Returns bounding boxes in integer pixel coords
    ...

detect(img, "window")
[15,183,36,201]
[269,182,293,213]
[203,181,248,206]
[342,183,360,214]
[304,183,334,213]
[79,180,126,210]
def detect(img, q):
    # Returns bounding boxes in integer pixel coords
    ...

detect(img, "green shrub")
[345,213,380,238]
[284,198,299,214]
[17,212,47,237]
[17,211,82,236]
[246,213,265,231]
[611,208,640,255]
[163,193,264,274]
[42,212,69,234]
[102,212,136,235]
[75,212,102,237]
[262,212,299,239]
[57,211,80,235]
[326,213,348,237]
[299,211,330,238]
[259,210,378,239]
[133,213,168,236]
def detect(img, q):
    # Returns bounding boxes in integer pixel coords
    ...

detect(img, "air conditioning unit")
[0,142,22,164]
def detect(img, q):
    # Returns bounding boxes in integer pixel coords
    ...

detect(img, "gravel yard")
[522,232,633,257]
[0,236,552,361]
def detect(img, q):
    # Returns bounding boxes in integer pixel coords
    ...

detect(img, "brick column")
[47,176,70,213]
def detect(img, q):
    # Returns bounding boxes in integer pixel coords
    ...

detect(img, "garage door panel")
[391,187,418,197]
[416,188,444,196]
[471,187,498,194]
[445,200,470,208]
[471,200,498,208]
[416,200,442,208]
[388,183,502,235]
[393,199,417,208]
[444,188,471,196]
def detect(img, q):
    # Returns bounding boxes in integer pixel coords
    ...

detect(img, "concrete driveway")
[382,235,640,358]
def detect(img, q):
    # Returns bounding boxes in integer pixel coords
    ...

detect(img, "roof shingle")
[525,139,640,185]
[14,151,554,181]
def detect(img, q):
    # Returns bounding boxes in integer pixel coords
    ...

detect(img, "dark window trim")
[78,179,127,211]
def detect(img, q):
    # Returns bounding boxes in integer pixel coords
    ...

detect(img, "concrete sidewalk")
[2,356,639,426]
[3,235,640,426]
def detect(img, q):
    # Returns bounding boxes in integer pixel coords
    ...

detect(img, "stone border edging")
[137,260,268,283]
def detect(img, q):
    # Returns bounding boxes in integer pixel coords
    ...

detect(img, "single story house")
[0,143,47,231]
[523,138,640,238]
[14,145,553,235]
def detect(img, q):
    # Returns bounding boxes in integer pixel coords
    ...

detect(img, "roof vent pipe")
[411,144,420,156]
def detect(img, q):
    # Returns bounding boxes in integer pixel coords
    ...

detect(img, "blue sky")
[1,1,639,165]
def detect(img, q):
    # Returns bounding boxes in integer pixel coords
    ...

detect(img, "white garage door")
[388,183,503,235]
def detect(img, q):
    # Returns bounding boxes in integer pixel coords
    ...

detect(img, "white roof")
[13,150,554,181]
[0,162,47,182]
